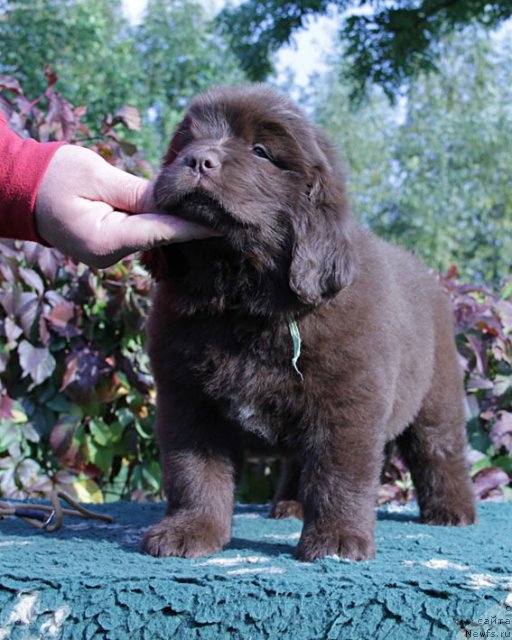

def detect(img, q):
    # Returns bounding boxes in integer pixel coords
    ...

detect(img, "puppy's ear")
[289,161,355,306]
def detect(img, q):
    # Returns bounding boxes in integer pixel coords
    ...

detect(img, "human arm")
[0,111,65,243]
[0,113,212,267]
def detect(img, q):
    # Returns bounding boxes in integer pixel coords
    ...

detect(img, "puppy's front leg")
[296,427,383,562]
[142,405,242,558]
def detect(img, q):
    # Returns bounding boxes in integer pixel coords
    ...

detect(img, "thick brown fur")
[141,85,476,562]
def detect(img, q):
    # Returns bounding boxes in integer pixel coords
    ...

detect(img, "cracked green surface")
[0,502,511,639]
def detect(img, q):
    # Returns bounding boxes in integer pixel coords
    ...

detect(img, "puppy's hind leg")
[397,354,476,527]
[270,456,304,520]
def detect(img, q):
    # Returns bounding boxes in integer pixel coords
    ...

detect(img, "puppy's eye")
[252,144,272,161]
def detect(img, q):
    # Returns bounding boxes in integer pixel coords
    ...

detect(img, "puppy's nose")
[185,149,221,175]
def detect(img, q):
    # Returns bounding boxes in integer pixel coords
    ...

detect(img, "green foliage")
[0,0,244,164]
[134,0,245,160]
[311,29,512,285]
[0,241,158,503]
[219,0,333,82]
[218,0,512,99]
[341,0,512,100]
[0,54,510,504]
[0,73,158,503]
[0,0,135,124]
[441,268,512,501]
[237,458,279,504]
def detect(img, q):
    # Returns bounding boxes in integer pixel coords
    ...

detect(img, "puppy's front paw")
[141,513,230,558]
[296,526,375,562]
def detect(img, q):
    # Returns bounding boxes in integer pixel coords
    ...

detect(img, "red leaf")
[496,300,512,333]
[60,347,104,404]
[37,248,62,283]
[60,355,79,392]
[48,300,74,324]
[43,91,77,141]
[473,466,510,499]
[466,374,493,392]
[466,334,488,376]
[491,411,512,453]
[0,283,20,316]
[18,340,56,388]
[0,392,14,419]
[480,409,496,421]
[446,264,458,279]
[23,243,60,284]
[17,291,40,337]
[44,64,58,89]
[38,313,50,346]
[0,259,17,284]
[45,300,80,337]
[4,316,23,348]
[22,242,42,265]
[0,241,21,258]
[19,266,44,296]
[475,316,507,340]
[74,105,87,119]
[0,75,23,95]
[112,105,141,131]
[14,94,37,119]
[44,290,67,307]
[50,417,81,467]
[0,94,15,121]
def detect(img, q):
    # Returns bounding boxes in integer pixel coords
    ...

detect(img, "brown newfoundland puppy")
[141,85,476,562]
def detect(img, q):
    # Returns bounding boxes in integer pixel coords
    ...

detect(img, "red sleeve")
[0,112,66,243]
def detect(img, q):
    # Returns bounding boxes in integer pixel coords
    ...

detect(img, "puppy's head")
[144,85,355,307]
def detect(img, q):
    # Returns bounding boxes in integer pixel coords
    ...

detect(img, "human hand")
[35,144,214,268]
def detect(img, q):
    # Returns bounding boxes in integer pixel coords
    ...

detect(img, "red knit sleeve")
[0,112,66,243]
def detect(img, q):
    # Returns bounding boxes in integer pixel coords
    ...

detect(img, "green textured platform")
[0,501,511,640]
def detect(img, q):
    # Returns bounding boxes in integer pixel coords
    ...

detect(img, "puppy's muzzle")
[184,144,222,178]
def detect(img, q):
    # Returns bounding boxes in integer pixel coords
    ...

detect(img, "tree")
[310,28,512,284]
[134,0,245,160]
[0,0,245,164]
[0,0,137,124]
[219,0,512,98]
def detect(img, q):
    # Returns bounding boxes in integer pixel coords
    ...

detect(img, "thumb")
[95,160,153,214]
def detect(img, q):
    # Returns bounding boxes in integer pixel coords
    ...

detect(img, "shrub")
[0,242,158,502]
[1,68,157,502]
[0,72,510,505]
[441,267,512,501]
